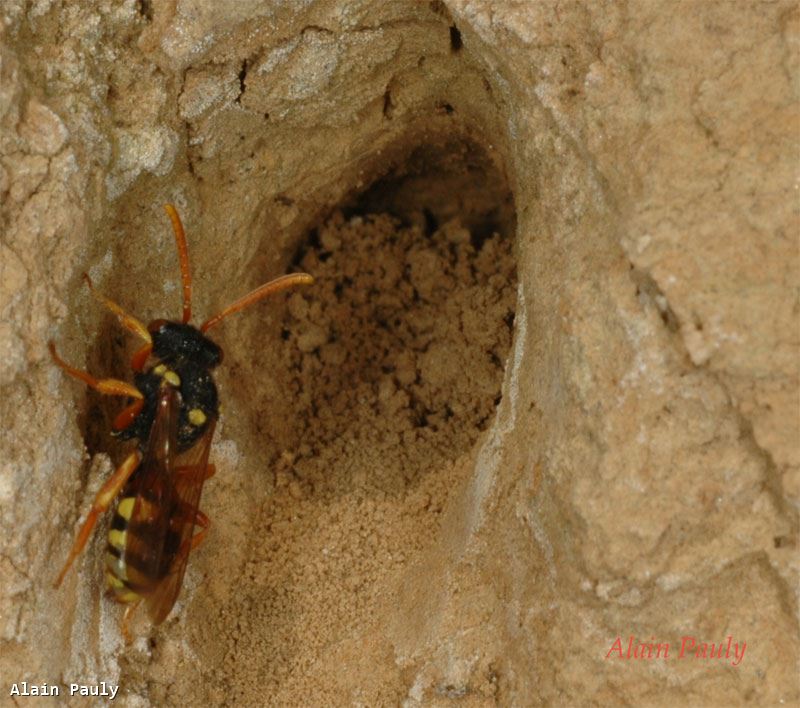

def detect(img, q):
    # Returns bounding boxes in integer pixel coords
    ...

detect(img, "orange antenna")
[163,204,193,324]
[200,273,314,333]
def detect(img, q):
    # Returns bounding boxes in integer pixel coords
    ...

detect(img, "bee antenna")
[163,204,193,324]
[200,273,314,333]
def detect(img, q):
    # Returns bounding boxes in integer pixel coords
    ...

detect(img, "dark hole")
[138,0,153,20]
[469,213,500,250]
[341,137,515,254]
[383,89,394,119]
[449,25,463,52]
[423,208,438,236]
[291,228,320,269]
[235,60,247,105]
[774,535,794,549]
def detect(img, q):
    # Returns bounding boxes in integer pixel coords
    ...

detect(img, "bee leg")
[130,343,152,372]
[169,507,210,558]
[121,602,140,645]
[49,342,142,399]
[189,510,210,551]
[113,398,145,432]
[54,450,142,588]
[81,273,152,345]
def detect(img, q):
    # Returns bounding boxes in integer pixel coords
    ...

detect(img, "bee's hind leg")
[121,601,141,645]
[189,510,210,551]
[53,450,142,588]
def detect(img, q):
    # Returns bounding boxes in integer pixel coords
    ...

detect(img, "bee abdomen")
[104,497,148,603]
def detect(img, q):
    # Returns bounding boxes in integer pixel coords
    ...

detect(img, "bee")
[51,204,313,636]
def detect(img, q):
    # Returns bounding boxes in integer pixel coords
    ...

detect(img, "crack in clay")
[234,59,247,105]
[630,260,796,522]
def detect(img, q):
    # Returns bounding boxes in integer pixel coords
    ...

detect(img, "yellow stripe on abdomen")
[105,499,141,603]
[108,529,127,550]
[117,496,135,520]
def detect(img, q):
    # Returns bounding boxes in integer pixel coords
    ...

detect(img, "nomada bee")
[51,204,313,635]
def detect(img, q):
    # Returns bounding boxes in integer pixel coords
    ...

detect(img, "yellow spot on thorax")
[164,370,181,386]
[153,363,180,386]
[188,408,207,426]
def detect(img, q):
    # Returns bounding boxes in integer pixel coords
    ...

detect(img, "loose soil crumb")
[154,212,516,704]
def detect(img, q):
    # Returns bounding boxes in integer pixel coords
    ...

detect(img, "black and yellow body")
[102,322,220,621]
[50,204,312,636]
[116,321,221,452]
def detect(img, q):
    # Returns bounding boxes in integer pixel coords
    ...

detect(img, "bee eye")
[148,318,169,334]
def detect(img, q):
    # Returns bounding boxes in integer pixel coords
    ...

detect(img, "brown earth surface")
[1,1,798,706]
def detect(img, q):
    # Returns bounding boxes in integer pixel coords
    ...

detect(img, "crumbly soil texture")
[121,212,516,704]
[2,1,798,705]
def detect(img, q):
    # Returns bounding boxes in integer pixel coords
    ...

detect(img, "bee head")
[148,320,223,368]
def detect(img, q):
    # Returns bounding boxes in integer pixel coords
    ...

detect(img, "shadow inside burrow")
[251,133,520,500]
[54,286,142,472]
[174,129,523,695]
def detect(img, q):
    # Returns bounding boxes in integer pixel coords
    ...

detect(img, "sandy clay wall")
[1,1,798,705]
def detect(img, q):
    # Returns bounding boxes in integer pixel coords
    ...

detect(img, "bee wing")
[143,413,216,624]
[121,387,179,596]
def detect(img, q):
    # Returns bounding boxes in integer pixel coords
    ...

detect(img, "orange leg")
[190,510,210,551]
[82,273,152,345]
[54,451,142,588]
[169,504,211,556]
[49,343,142,399]
[169,466,215,553]
[113,398,145,431]
[121,602,140,645]
[130,343,152,372]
